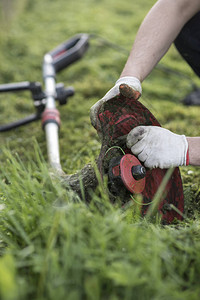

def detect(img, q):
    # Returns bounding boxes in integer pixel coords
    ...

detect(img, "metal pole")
[42,54,64,175]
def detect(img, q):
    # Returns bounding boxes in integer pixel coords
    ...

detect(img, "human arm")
[120,0,200,82]
[186,137,200,166]
[123,0,200,169]
[90,0,200,128]
[126,126,200,169]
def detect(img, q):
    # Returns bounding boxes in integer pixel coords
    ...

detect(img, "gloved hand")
[90,76,142,129]
[126,126,189,169]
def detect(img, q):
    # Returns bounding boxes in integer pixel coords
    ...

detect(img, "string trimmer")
[0,33,184,223]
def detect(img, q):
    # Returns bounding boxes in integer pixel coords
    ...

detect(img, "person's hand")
[126,126,189,169]
[90,76,142,129]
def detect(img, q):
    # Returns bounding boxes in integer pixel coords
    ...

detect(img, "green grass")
[1,150,200,300]
[0,0,200,299]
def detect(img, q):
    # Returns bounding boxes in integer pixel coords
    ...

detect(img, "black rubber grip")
[49,33,89,72]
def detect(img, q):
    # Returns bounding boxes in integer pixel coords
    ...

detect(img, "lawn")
[0,0,200,299]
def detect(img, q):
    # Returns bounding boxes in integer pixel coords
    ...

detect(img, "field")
[0,0,200,299]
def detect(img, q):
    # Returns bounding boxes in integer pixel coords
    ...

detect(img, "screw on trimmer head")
[108,154,146,194]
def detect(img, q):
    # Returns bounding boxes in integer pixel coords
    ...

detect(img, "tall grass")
[0,148,200,300]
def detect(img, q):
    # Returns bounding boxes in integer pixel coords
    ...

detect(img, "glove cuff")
[116,76,142,94]
[186,148,189,166]
[182,135,189,166]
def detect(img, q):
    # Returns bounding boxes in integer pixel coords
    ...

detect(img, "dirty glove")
[126,126,189,169]
[90,76,142,129]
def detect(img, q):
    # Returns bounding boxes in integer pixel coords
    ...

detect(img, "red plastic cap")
[120,154,145,194]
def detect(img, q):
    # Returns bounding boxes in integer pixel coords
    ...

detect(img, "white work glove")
[126,126,189,169]
[90,76,142,129]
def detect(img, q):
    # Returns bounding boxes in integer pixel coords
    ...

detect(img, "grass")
[0,0,200,299]
[1,150,200,300]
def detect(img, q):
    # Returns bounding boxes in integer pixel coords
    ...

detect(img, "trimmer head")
[109,154,146,194]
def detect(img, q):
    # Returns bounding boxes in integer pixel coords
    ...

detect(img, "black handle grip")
[0,113,41,132]
[0,81,32,93]
[0,82,44,131]
[49,33,89,72]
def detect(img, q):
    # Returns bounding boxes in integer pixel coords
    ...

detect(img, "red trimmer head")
[109,154,146,194]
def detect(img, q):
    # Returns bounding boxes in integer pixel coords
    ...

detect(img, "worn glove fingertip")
[119,84,141,100]
[126,126,146,148]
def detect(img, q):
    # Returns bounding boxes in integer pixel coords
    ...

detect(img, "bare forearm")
[186,137,200,166]
[121,0,200,82]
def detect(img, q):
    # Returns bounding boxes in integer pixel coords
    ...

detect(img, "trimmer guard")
[95,94,184,224]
